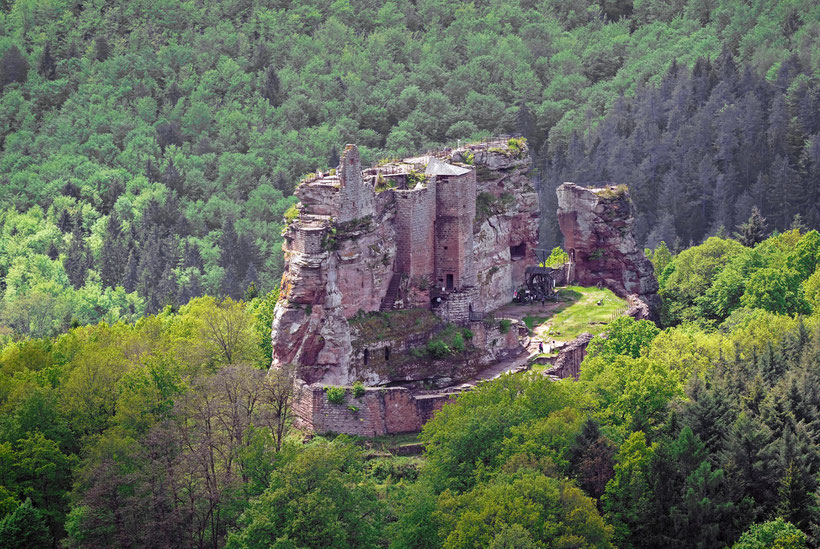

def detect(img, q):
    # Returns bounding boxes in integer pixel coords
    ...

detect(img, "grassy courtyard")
[524,286,627,344]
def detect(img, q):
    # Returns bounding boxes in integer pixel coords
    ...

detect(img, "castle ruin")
[272,139,539,434]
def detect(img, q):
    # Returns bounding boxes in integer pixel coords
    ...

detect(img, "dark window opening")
[443,246,448,250]
[510,243,526,259]
[570,248,576,262]
[446,274,454,291]
[363,349,369,365]
[385,347,390,361]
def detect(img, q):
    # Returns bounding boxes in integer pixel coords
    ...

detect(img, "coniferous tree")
[734,207,768,247]
[37,42,56,80]
[262,66,281,106]
[166,81,181,106]
[124,249,139,293]
[163,158,184,195]
[99,212,127,288]
[94,37,110,62]
[0,45,28,92]
[47,241,59,260]
[64,227,88,289]
[57,210,73,233]
[569,418,616,501]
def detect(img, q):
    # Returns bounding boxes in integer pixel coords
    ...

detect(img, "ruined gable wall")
[335,191,397,317]
[394,180,437,282]
[338,144,374,222]
[435,171,477,290]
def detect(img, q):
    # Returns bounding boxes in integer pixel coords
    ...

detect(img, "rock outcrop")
[556,183,661,321]
[271,140,539,387]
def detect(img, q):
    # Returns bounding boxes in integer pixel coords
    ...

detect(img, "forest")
[1,0,820,547]
[0,0,819,332]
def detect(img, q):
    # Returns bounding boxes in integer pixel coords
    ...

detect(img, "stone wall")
[435,171,477,291]
[395,182,437,280]
[547,332,594,380]
[294,384,456,437]
[273,140,538,390]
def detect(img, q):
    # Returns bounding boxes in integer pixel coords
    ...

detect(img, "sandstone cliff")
[556,183,661,320]
[272,140,538,386]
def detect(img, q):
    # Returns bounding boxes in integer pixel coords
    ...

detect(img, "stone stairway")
[380,273,403,311]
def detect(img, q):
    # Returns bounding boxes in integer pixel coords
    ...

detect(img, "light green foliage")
[740,267,811,315]
[586,316,660,360]
[436,469,612,549]
[324,386,346,404]
[731,518,807,549]
[227,439,383,549]
[421,374,582,493]
[580,354,679,439]
[660,237,746,326]
[543,246,569,267]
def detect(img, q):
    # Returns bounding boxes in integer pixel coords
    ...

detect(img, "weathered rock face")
[272,141,539,386]
[556,183,661,320]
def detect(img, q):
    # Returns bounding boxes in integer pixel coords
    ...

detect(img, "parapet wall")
[294,384,456,437]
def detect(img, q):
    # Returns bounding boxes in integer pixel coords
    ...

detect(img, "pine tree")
[47,241,59,260]
[569,418,616,501]
[734,207,768,247]
[57,210,73,233]
[124,249,139,293]
[37,42,56,80]
[99,212,127,288]
[94,36,111,62]
[64,227,88,289]
[163,158,184,195]
[262,66,282,106]
[166,81,182,106]
[0,45,29,92]
[183,241,204,271]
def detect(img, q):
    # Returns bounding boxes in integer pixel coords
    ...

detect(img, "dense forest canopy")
[1,0,819,335]
[2,1,820,546]
[1,232,820,547]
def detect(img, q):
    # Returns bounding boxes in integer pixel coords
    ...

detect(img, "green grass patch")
[542,286,626,342]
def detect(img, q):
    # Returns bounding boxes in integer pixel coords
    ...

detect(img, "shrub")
[284,203,299,224]
[325,386,346,404]
[426,340,450,358]
[451,333,465,353]
[499,319,512,333]
[352,381,366,398]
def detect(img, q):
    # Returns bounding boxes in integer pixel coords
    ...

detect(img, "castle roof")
[425,157,471,177]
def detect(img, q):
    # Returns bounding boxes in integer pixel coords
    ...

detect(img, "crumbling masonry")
[272,139,538,400]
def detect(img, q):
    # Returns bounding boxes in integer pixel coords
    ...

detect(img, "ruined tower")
[337,144,374,223]
[430,158,477,292]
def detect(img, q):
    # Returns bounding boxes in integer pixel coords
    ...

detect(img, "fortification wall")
[295,384,455,437]
[547,332,594,380]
